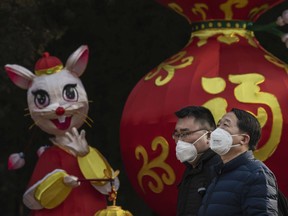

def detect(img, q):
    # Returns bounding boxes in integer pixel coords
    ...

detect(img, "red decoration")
[56,107,65,116]
[8,152,25,170]
[120,0,288,215]
[34,52,63,76]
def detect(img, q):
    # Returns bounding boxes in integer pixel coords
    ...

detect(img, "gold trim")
[35,65,63,76]
[192,28,256,47]
[135,136,176,194]
[264,55,288,74]
[168,3,191,23]
[144,51,193,86]
[220,0,248,20]
[191,3,208,20]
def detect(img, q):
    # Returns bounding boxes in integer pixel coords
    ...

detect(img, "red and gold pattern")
[120,0,287,215]
[155,0,284,23]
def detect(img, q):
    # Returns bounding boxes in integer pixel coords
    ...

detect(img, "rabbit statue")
[5,45,119,216]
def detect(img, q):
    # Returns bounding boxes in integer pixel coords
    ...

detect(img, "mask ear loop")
[186,131,209,164]
[191,131,209,146]
[239,134,250,146]
[191,131,209,159]
[230,134,248,148]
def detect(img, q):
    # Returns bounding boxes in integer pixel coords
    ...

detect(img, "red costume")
[27,146,107,216]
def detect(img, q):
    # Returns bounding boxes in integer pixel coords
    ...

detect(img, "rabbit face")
[27,70,89,136]
[5,45,90,136]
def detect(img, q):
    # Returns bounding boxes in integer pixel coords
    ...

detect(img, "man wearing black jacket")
[173,106,221,216]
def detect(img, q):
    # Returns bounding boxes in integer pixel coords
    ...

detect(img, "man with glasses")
[198,108,278,215]
[173,106,221,216]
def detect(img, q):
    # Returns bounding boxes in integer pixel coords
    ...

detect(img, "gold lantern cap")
[92,170,133,216]
[95,205,133,216]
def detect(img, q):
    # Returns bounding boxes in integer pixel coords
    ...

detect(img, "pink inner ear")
[7,70,18,82]
[74,49,89,75]
[66,46,89,77]
[6,70,31,89]
[82,50,89,63]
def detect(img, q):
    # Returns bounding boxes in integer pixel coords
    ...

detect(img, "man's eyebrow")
[217,118,231,125]
[174,128,190,132]
[217,119,221,125]
[224,118,232,123]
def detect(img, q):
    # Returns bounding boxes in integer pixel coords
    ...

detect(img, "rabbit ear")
[5,64,36,89]
[65,45,89,77]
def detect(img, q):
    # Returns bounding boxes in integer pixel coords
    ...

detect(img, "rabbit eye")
[63,84,78,102]
[32,90,50,109]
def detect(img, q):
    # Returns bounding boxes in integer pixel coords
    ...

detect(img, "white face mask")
[176,132,208,163]
[210,128,241,155]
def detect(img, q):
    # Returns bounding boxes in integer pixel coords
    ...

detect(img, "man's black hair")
[231,108,261,151]
[175,106,216,130]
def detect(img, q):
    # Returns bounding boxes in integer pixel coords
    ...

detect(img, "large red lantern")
[120,0,288,215]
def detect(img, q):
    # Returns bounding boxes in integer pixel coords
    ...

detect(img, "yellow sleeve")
[34,170,72,209]
[77,146,113,186]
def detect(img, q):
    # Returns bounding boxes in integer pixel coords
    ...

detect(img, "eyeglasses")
[172,129,207,140]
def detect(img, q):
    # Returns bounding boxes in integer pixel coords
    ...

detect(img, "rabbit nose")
[55,107,65,116]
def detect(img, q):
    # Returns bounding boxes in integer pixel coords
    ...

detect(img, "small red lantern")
[120,0,288,215]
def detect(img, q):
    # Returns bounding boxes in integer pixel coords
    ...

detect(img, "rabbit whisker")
[24,112,31,117]
[76,111,94,124]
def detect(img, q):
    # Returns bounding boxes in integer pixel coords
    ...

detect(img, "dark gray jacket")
[198,151,278,216]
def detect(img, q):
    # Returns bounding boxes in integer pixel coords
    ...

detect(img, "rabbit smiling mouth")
[51,116,72,130]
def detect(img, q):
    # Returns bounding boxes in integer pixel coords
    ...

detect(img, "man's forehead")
[177,116,196,122]
[175,116,202,129]
[219,112,237,123]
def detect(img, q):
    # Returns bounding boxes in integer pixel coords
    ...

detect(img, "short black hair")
[175,106,216,131]
[231,108,261,150]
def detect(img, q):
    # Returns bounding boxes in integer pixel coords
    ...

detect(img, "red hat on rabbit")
[34,52,63,76]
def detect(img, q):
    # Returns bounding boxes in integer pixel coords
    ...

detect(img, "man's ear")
[206,131,211,140]
[206,131,212,145]
[240,134,250,146]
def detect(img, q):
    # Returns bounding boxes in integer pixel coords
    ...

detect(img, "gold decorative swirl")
[193,29,256,47]
[191,3,208,20]
[264,54,288,74]
[135,136,176,194]
[168,3,191,23]
[220,0,248,20]
[144,51,193,86]
[249,4,269,20]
